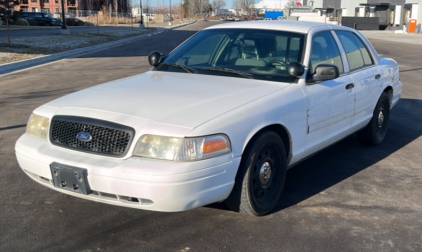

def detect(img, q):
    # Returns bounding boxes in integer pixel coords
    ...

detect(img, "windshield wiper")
[202,68,253,79]
[162,63,196,73]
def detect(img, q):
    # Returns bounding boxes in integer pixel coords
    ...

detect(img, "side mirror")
[309,64,339,83]
[287,62,305,78]
[148,51,166,67]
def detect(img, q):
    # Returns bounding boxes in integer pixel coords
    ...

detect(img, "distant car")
[277,16,286,20]
[250,18,255,21]
[264,18,272,21]
[243,17,248,21]
[227,16,234,21]
[234,17,240,21]
[16,21,403,217]
[65,18,85,26]
[220,16,225,21]
[203,18,208,21]
[20,12,62,26]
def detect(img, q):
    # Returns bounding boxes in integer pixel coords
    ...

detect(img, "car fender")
[186,84,307,166]
[378,57,401,106]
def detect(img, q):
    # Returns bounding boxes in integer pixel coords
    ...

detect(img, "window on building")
[44,0,49,3]
[31,0,37,3]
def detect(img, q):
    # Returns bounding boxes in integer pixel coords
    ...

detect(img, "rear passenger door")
[335,31,381,125]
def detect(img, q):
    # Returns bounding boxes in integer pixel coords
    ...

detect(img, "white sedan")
[16,21,402,216]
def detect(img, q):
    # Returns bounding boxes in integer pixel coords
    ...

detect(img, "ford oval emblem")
[77,132,92,142]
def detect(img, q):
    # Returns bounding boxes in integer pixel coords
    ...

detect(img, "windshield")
[42,13,53,18]
[155,29,305,83]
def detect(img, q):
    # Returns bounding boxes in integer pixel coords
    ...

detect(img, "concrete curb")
[0,21,196,76]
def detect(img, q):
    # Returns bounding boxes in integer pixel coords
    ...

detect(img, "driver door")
[302,31,356,154]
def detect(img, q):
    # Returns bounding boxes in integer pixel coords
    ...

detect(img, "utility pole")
[140,0,144,27]
[169,0,172,25]
[61,0,66,29]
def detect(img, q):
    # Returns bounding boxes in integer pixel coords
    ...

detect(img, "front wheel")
[225,131,287,216]
[358,92,391,145]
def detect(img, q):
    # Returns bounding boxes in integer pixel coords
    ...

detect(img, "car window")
[336,31,367,71]
[310,32,344,74]
[34,13,43,18]
[158,29,305,83]
[175,33,226,66]
[352,33,374,66]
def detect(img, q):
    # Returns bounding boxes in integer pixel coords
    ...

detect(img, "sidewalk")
[360,30,422,45]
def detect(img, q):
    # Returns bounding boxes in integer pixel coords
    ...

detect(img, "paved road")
[1,21,421,252]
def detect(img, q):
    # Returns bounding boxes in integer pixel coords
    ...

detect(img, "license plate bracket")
[50,162,92,195]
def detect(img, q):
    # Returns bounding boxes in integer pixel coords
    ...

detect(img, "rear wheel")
[225,131,287,216]
[358,92,390,145]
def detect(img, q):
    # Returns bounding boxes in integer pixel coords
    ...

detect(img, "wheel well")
[384,86,393,104]
[245,124,291,162]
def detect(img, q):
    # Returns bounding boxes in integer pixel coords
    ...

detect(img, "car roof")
[204,20,340,34]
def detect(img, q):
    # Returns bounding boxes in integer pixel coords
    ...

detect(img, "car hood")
[45,71,289,129]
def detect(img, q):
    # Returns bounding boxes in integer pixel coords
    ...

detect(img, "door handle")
[345,83,355,90]
[375,74,381,80]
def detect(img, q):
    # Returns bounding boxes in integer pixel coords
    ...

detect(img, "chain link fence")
[52,10,186,26]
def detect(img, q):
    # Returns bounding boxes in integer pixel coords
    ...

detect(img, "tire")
[358,92,390,145]
[225,131,287,216]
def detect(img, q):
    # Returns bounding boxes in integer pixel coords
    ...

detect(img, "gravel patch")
[0,29,156,64]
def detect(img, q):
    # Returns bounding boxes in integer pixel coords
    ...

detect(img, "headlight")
[133,135,183,160]
[26,113,50,139]
[132,134,231,161]
[176,134,231,161]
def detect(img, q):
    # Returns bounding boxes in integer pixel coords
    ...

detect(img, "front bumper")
[15,133,240,212]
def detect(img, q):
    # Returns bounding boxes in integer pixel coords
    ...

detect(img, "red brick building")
[16,0,78,14]
[15,0,129,14]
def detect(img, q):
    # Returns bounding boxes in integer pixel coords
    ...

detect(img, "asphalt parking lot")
[0,21,421,252]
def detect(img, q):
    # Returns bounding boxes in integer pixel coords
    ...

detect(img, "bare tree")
[194,0,209,16]
[0,0,19,45]
[232,0,240,16]
[114,0,118,24]
[211,0,225,15]
[240,0,254,16]
[87,0,94,11]
[144,0,151,12]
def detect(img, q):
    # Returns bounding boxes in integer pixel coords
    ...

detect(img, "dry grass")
[0,28,157,65]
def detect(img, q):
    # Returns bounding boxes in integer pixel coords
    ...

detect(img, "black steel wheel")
[358,92,391,145]
[225,131,287,216]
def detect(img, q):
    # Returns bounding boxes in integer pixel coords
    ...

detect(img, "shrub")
[28,19,39,26]
[83,22,95,26]
[15,18,29,26]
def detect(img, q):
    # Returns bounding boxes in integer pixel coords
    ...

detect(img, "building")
[301,0,422,30]
[15,0,129,15]
[16,0,78,14]
[255,0,290,11]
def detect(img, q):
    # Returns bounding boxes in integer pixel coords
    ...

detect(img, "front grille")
[50,116,135,157]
